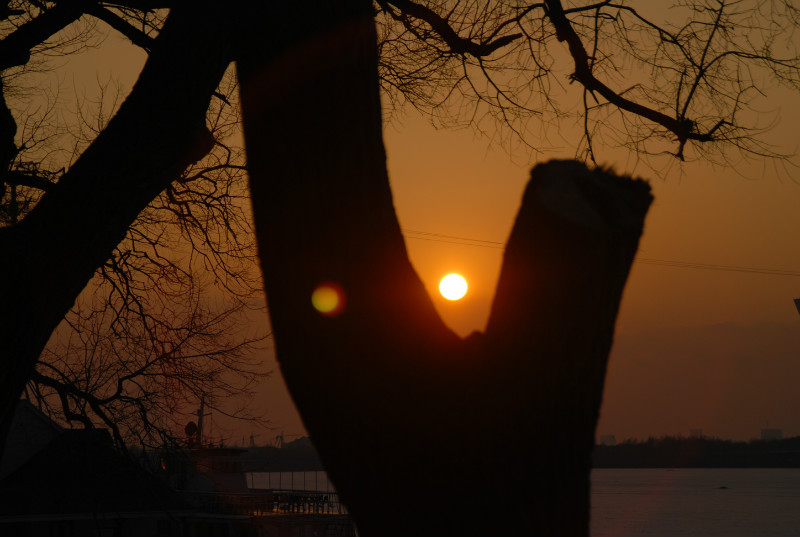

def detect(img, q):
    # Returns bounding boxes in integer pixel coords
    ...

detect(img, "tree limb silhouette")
[0,1,86,70]
[381,0,523,58]
[0,1,234,453]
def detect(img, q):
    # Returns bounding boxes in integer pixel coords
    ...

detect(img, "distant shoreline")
[236,435,800,471]
[592,435,800,468]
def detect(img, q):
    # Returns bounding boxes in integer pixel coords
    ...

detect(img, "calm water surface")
[251,468,800,536]
[591,468,800,536]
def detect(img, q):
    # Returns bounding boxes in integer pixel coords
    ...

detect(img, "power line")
[402,229,504,248]
[634,258,800,277]
[400,228,800,277]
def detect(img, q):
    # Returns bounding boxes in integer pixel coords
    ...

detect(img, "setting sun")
[439,273,468,300]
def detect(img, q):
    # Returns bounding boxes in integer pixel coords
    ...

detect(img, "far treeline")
[242,435,800,470]
[593,436,800,468]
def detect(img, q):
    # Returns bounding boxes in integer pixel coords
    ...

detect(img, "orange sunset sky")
[248,96,800,444]
[54,12,800,444]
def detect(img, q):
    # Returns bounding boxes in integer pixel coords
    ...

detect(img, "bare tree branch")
[0,1,88,70]
[546,0,703,159]
[88,5,156,52]
[4,169,54,191]
[382,0,523,57]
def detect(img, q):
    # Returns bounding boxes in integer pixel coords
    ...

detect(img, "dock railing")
[179,489,347,516]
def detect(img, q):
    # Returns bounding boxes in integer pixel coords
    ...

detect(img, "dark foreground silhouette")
[237,3,652,536]
[1,2,651,535]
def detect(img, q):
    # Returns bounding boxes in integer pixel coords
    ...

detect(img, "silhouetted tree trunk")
[237,2,652,536]
[0,4,232,454]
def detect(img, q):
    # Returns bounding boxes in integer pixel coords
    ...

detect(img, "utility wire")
[402,229,504,248]
[401,228,800,277]
[634,258,800,277]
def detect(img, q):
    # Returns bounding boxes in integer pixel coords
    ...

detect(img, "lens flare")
[312,282,345,316]
[439,273,467,300]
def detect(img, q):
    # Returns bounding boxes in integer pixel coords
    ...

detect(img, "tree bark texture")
[238,2,652,536]
[0,4,232,454]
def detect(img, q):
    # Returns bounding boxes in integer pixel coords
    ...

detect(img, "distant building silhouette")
[598,435,616,446]
[0,400,62,480]
[761,428,783,441]
[0,402,355,535]
[0,401,256,535]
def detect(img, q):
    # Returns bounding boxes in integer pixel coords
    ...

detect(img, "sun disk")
[439,273,467,300]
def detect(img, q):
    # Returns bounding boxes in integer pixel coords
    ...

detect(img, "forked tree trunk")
[237,3,652,535]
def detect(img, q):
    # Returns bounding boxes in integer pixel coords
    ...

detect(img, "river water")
[592,468,800,536]
[249,468,800,536]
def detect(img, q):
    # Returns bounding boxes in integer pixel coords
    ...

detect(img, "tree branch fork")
[233,3,654,533]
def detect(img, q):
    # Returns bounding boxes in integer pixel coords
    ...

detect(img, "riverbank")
[593,435,800,468]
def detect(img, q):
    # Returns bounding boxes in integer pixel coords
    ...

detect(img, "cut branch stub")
[482,161,652,535]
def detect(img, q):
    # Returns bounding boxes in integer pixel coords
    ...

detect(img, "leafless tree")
[1,4,266,449]
[29,282,266,449]
[376,0,800,167]
[1,1,799,534]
